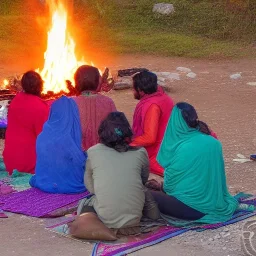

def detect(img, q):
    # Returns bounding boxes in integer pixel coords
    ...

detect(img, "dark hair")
[21,71,43,96]
[133,71,158,94]
[74,65,100,93]
[176,102,211,135]
[98,112,135,152]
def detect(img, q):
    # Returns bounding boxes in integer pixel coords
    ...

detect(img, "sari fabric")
[157,106,238,223]
[30,96,86,194]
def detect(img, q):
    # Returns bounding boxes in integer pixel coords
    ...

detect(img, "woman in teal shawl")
[155,102,238,224]
[30,96,87,194]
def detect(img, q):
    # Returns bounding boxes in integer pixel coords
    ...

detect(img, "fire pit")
[0,0,115,138]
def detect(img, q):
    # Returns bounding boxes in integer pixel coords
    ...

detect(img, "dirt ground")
[0,55,256,256]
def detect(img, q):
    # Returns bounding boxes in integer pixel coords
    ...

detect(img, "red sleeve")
[34,104,49,136]
[131,104,161,147]
[210,130,218,139]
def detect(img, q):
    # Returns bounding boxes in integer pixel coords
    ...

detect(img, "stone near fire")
[153,3,175,16]
[154,72,180,81]
[113,77,133,90]
[186,72,197,79]
[176,67,192,73]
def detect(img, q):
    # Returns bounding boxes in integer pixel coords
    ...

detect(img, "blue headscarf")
[30,96,87,194]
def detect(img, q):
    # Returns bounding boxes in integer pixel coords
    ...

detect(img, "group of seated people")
[3,66,239,232]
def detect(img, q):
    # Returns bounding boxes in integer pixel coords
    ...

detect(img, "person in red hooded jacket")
[130,71,174,176]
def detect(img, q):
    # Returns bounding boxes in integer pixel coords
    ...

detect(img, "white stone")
[154,72,180,81]
[247,82,256,86]
[153,3,175,16]
[237,154,246,159]
[176,67,192,73]
[233,158,252,163]
[186,72,197,79]
[167,73,180,80]
[113,77,133,90]
[230,73,242,79]
[155,72,172,76]
[158,77,166,83]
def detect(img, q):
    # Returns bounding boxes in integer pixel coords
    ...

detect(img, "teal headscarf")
[157,106,238,224]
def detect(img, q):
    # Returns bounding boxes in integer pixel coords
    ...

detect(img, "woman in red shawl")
[3,71,49,175]
[73,65,116,151]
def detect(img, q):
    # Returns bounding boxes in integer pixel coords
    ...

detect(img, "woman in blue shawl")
[30,96,87,194]
[153,102,238,224]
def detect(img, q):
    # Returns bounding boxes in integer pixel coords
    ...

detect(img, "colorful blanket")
[161,195,255,228]
[92,226,186,256]
[45,196,256,256]
[0,188,90,217]
[0,170,32,191]
[49,222,187,256]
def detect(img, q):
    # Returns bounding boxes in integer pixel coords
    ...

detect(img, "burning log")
[101,68,114,92]
[118,68,149,77]
[114,68,148,90]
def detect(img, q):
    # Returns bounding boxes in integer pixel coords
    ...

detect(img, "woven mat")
[49,223,187,256]
[0,188,90,217]
[195,197,256,231]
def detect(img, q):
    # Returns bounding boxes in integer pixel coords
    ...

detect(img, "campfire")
[1,0,113,100]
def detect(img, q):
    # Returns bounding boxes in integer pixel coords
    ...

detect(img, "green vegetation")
[0,0,255,60]
[77,0,256,58]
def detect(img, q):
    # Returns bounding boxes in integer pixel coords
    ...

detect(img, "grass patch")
[0,0,255,60]
[75,0,256,58]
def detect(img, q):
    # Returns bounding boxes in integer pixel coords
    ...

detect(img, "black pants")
[150,190,205,221]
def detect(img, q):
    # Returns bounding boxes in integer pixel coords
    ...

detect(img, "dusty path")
[0,55,256,256]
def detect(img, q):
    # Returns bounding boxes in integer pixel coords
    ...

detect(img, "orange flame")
[37,0,89,94]
[3,79,9,88]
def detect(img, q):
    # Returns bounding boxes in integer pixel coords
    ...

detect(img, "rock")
[113,77,133,90]
[154,72,180,81]
[156,72,173,76]
[158,77,166,83]
[247,82,256,86]
[214,234,221,239]
[230,73,242,79]
[186,72,197,79]
[166,73,180,81]
[176,67,192,73]
[153,3,175,16]
[237,154,246,159]
[233,158,252,163]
